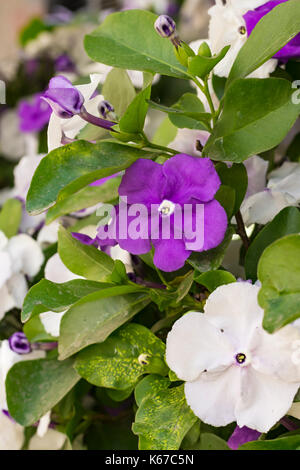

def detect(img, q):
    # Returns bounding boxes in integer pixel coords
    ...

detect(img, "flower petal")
[6,235,44,278]
[184,365,241,426]
[166,311,234,381]
[236,367,299,433]
[45,253,81,283]
[152,237,191,272]
[240,189,295,226]
[204,283,263,351]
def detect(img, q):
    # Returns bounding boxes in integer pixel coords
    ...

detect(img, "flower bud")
[174,41,195,67]
[154,15,176,39]
[8,332,31,355]
[42,76,84,119]
[98,100,116,120]
[197,41,212,58]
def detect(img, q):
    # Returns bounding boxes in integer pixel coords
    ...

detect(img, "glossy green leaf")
[59,287,150,359]
[102,68,136,117]
[258,234,300,332]
[134,375,170,407]
[21,278,110,322]
[204,78,300,162]
[195,270,236,292]
[0,199,22,238]
[46,175,121,224]
[197,433,230,450]
[75,323,168,390]
[133,384,197,450]
[245,207,300,282]
[84,10,190,80]
[23,315,55,343]
[228,0,300,85]
[188,46,230,79]
[26,140,155,215]
[152,117,178,147]
[58,226,114,281]
[216,162,248,215]
[119,84,151,134]
[215,185,236,219]
[6,358,80,426]
[239,434,300,450]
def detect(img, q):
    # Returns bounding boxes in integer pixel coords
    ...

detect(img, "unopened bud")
[154,15,180,47]
[197,41,212,58]
[98,100,115,119]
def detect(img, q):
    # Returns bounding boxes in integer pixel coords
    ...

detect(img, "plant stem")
[154,265,173,289]
[236,210,250,251]
[80,107,116,131]
[141,133,177,156]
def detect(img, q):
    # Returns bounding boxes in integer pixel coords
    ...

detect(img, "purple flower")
[155,15,177,39]
[18,93,52,133]
[54,54,76,73]
[97,154,227,272]
[228,425,261,450]
[41,76,84,119]
[244,0,300,60]
[8,332,31,355]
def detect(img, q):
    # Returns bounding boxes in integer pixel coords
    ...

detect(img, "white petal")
[0,251,12,288]
[47,112,64,152]
[14,154,45,200]
[7,234,44,277]
[240,189,295,226]
[236,367,299,433]
[250,324,300,383]
[37,411,51,437]
[45,253,80,283]
[268,162,300,202]
[40,311,66,338]
[110,245,133,273]
[0,412,24,450]
[76,74,102,101]
[37,221,60,246]
[0,231,8,250]
[0,284,15,320]
[28,428,67,450]
[244,155,268,199]
[6,273,28,309]
[204,283,263,351]
[185,365,241,427]
[166,312,234,382]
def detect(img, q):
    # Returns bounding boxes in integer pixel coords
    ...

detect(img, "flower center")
[235,353,247,364]
[158,200,176,217]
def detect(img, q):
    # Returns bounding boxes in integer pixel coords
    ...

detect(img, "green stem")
[141,133,177,156]
[154,265,173,290]
[192,76,217,126]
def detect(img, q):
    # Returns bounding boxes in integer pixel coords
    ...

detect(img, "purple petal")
[89,174,118,187]
[48,75,74,90]
[152,237,191,272]
[8,332,31,355]
[18,93,51,133]
[55,54,76,73]
[71,232,96,246]
[244,0,300,60]
[162,154,221,204]
[201,199,227,252]
[228,426,261,450]
[119,159,166,207]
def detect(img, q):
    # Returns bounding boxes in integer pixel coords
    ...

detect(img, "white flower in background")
[0,411,24,450]
[207,0,277,77]
[166,283,300,432]
[122,0,169,14]
[169,128,210,156]
[47,74,103,152]
[243,155,269,199]
[241,161,300,226]
[28,428,69,450]
[0,231,44,319]
[0,109,38,161]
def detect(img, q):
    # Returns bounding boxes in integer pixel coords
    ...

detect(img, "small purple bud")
[41,76,84,119]
[154,15,177,39]
[98,100,115,119]
[54,54,76,73]
[8,332,31,355]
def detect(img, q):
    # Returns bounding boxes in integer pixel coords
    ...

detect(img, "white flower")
[169,128,210,157]
[207,0,277,77]
[47,74,103,152]
[0,411,24,450]
[166,282,300,432]
[0,231,44,319]
[28,428,69,450]
[0,109,39,161]
[241,161,300,225]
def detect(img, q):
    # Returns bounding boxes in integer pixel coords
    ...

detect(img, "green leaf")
[228,0,300,85]
[59,287,150,359]
[239,434,300,450]
[176,271,195,302]
[204,78,300,162]
[46,176,121,224]
[195,270,236,292]
[152,117,178,147]
[6,358,80,426]
[188,46,230,79]
[74,323,168,390]
[21,278,110,322]
[245,207,300,282]
[149,93,210,130]
[23,315,55,343]
[215,185,236,219]
[134,374,170,407]
[84,10,190,80]
[102,68,136,118]
[26,140,155,215]
[58,226,114,281]
[19,17,53,46]
[0,199,22,238]
[109,260,129,284]
[119,84,151,134]
[258,234,300,332]
[197,433,230,450]
[216,162,248,215]
[188,226,235,273]
[133,384,197,450]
